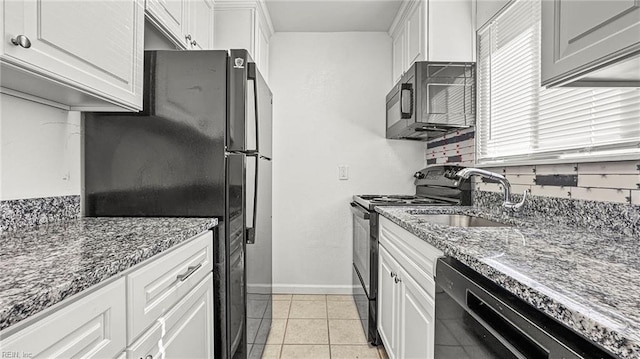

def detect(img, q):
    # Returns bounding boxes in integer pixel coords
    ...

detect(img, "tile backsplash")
[426,132,640,205]
[0,195,80,232]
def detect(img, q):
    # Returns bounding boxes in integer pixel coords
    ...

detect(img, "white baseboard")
[271,284,356,295]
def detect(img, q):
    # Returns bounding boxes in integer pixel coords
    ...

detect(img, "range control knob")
[444,169,458,179]
[414,172,426,179]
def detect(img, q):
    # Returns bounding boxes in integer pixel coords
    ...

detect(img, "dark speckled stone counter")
[0,217,217,331]
[376,206,639,359]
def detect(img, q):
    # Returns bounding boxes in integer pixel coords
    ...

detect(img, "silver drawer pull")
[176,263,202,282]
[394,276,402,284]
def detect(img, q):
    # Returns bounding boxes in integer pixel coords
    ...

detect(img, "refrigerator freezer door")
[246,156,272,359]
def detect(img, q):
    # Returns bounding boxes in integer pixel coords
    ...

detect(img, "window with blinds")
[476,0,640,165]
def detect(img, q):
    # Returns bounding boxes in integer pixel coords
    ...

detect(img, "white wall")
[0,94,81,200]
[269,32,426,294]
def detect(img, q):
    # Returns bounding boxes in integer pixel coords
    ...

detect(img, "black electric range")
[350,164,471,345]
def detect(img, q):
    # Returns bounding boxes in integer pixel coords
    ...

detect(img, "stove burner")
[356,194,452,207]
[408,199,439,204]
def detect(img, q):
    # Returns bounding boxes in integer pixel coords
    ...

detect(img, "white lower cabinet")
[0,278,127,358]
[399,265,435,359]
[162,273,214,358]
[378,216,441,359]
[128,273,214,359]
[0,230,215,359]
[378,245,401,359]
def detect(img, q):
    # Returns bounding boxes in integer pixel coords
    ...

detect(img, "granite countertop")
[376,206,640,359]
[0,217,217,332]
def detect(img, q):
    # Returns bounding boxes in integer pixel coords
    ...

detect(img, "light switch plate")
[338,165,349,180]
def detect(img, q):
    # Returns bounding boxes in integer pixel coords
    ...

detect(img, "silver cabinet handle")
[394,276,401,284]
[191,40,197,47]
[11,35,31,48]
[185,34,192,41]
[390,271,396,278]
[176,263,202,281]
[144,355,153,359]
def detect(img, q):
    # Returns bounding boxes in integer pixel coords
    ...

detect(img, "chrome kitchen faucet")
[456,168,529,210]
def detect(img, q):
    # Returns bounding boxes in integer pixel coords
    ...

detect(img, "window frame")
[474,0,640,167]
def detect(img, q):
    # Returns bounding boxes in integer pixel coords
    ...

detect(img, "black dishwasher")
[435,257,616,359]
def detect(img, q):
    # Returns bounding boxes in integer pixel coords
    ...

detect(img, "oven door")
[351,202,371,298]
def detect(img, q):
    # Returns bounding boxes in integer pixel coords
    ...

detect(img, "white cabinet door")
[378,217,440,359]
[188,0,214,50]
[398,266,435,359]
[0,278,126,359]
[145,0,188,48]
[213,2,272,79]
[392,26,406,84]
[163,273,215,359]
[127,231,213,343]
[255,22,270,80]
[541,0,640,86]
[378,245,400,359]
[406,1,424,67]
[1,0,144,110]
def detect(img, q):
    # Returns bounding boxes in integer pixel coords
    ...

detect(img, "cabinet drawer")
[381,239,436,299]
[379,216,443,278]
[127,231,213,342]
[0,278,126,358]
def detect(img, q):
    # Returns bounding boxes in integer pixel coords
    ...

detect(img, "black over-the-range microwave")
[386,61,476,140]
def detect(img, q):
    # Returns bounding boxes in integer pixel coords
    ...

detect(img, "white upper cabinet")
[406,1,423,68]
[0,0,144,111]
[541,0,640,87]
[214,0,274,81]
[392,26,406,83]
[188,0,215,50]
[145,0,215,50]
[145,0,187,47]
[389,0,474,84]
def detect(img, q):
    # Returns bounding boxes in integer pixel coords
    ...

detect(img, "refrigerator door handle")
[248,62,260,153]
[246,153,259,244]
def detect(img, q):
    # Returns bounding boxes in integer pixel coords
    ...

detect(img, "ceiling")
[264,0,404,32]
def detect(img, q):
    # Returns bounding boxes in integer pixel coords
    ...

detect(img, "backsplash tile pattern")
[0,195,81,232]
[426,132,640,205]
[425,127,475,165]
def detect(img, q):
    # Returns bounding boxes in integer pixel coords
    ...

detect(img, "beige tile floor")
[262,294,389,359]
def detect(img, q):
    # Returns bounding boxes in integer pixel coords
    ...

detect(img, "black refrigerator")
[83,49,273,359]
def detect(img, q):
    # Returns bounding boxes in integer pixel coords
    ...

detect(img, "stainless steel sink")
[412,214,509,228]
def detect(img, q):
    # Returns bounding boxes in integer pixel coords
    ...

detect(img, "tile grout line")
[326,294,332,359]
[277,297,291,359]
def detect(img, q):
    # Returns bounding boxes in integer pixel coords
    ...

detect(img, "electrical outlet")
[338,165,349,180]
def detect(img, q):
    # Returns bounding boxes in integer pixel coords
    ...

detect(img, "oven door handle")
[350,203,370,220]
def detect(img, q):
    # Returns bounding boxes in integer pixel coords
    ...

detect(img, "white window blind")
[476,0,640,165]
